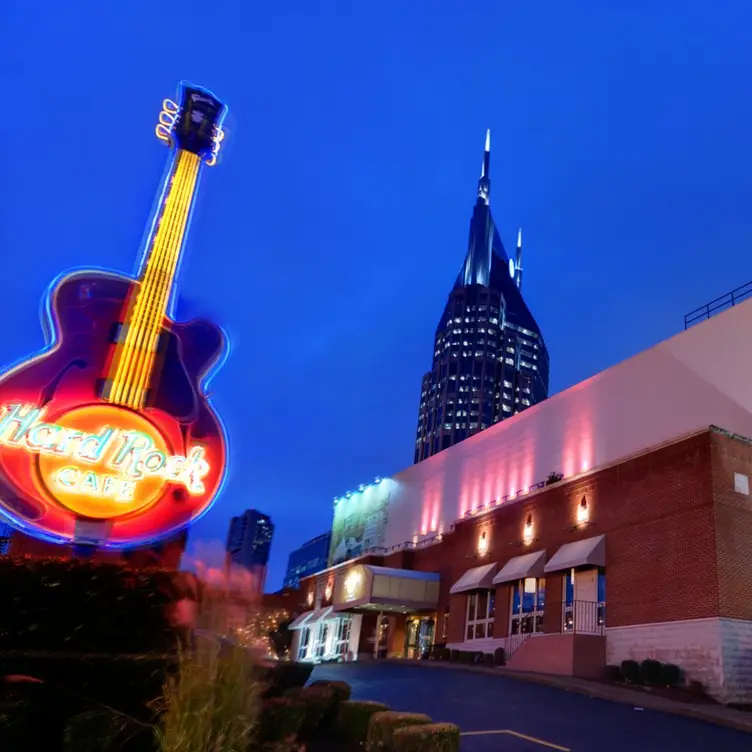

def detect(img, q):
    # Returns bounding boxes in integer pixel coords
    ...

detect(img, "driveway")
[310,662,751,751]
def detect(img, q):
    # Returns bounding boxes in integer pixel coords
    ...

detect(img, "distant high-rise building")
[225,509,274,589]
[283,532,331,589]
[414,130,550,463]
[0,521,12,555]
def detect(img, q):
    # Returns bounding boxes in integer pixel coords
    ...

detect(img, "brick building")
[289,297,752,705]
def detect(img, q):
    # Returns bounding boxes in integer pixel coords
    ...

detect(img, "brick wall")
[412,430,720,634]
[710,431,752,621]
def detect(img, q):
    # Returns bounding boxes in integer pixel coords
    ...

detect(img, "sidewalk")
[383,658,752,734]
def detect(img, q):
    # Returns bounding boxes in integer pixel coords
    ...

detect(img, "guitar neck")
[105,148,203,409]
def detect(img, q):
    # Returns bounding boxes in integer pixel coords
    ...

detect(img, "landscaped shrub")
[308,679,352,729]
[284,685,336,734]
[688,680,705,696]
[366,711,432,751]
[494,647,505,666]
[333,700,390,744]
[392,722,461,751]
[0,557,181,654]
[640,659,663,686]
[483,653,494,666]
[661,663,682,688]
[449,650,459,662]
[255,696,306,744]
[263,662,314,697]
[605,664,622,682]
[309,679,352,703]
[620,659,640,683]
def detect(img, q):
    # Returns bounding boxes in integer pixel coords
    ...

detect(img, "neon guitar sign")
[0,82,229,548]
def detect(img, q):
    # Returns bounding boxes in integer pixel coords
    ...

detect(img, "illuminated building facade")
[414,131,549,463]
[284,532,332,589]
[288,298,752,704]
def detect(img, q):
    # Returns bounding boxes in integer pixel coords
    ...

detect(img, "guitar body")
[0,269,228,547]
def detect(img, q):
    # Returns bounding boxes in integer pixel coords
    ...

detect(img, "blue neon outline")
[0,80,231,550]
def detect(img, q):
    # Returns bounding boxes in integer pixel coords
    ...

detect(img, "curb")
[381,659,752,735]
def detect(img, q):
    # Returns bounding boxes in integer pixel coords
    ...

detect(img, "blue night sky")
[4,2,752,589]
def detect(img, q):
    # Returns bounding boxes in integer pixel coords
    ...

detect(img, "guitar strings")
[125,152,200,408]
[110,151,186,405]
[120,152,189,407]
[120,151,192,407]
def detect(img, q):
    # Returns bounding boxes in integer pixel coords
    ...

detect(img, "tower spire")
[478,129,491,204]
[515,227,523,291]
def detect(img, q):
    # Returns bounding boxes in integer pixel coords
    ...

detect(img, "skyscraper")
[225,509,274,578]
[0,521,12,555]
[414,130,550,463]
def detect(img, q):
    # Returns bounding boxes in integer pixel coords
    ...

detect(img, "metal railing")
[684,280,752,329]
[562,600,606,635]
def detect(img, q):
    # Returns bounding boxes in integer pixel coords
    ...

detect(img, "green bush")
[255,696,306,743]
[366,711,432,751]
[640,659,663,686]
[605,664,622,682]
[494,647,505,666]
[483,653,494,666]
[392,722,461,751]
[0,557,181,654]
[309,679,352,703]
[620,659,640,683]
[64,709,132,752]
[284,685,336,734]
[263,661,314,697]
[661,663,682,688]
[333,700,390,744]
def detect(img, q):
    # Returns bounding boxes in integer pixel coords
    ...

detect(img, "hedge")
[284,685,336,734]
[392,722,461,751]
[366,711,432,750]
[255,696,306,744]
[333,700,390,744]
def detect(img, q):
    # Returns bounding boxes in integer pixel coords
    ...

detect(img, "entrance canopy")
[334,564,439,613]
[544,535,605,573]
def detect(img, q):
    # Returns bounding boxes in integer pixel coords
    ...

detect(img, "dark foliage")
[661,663,682,688]
[268,618,294,660]
[0,557,182,654]
[640,658,663,686]
[620,659,640,683]
[494,647,506,666]
[545,472,564,486]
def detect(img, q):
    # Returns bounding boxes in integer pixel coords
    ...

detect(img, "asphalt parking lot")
[310,662,752,751]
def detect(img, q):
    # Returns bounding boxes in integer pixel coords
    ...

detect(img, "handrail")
[684,280,752,329]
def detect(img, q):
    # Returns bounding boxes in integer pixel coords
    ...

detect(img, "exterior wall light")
[306,590,314,607]
[577,496,589,525]
[523,514,534,545]
[478,530,488,556]
[324,581,333,601]
[344,569,362,600]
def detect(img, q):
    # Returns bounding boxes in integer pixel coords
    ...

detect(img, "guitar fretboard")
[105,149,202,409]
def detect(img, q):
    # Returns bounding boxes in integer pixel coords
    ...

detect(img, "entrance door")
[405,617,436,659]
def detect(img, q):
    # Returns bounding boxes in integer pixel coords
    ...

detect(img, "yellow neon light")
[108,150,201,408]
[119,156,186,406]
[124,154,199,407]
[128,152,200,407]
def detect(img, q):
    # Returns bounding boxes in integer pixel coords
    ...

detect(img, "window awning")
[288,611,314,630]
[449,562,498,594]
[306,606,334,625]
[492,550,546,585]
[544,535,605,573]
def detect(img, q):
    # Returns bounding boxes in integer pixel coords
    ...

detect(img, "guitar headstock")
[155,82,227,167]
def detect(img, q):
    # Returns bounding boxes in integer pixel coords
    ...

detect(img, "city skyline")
[4,2,752,589]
